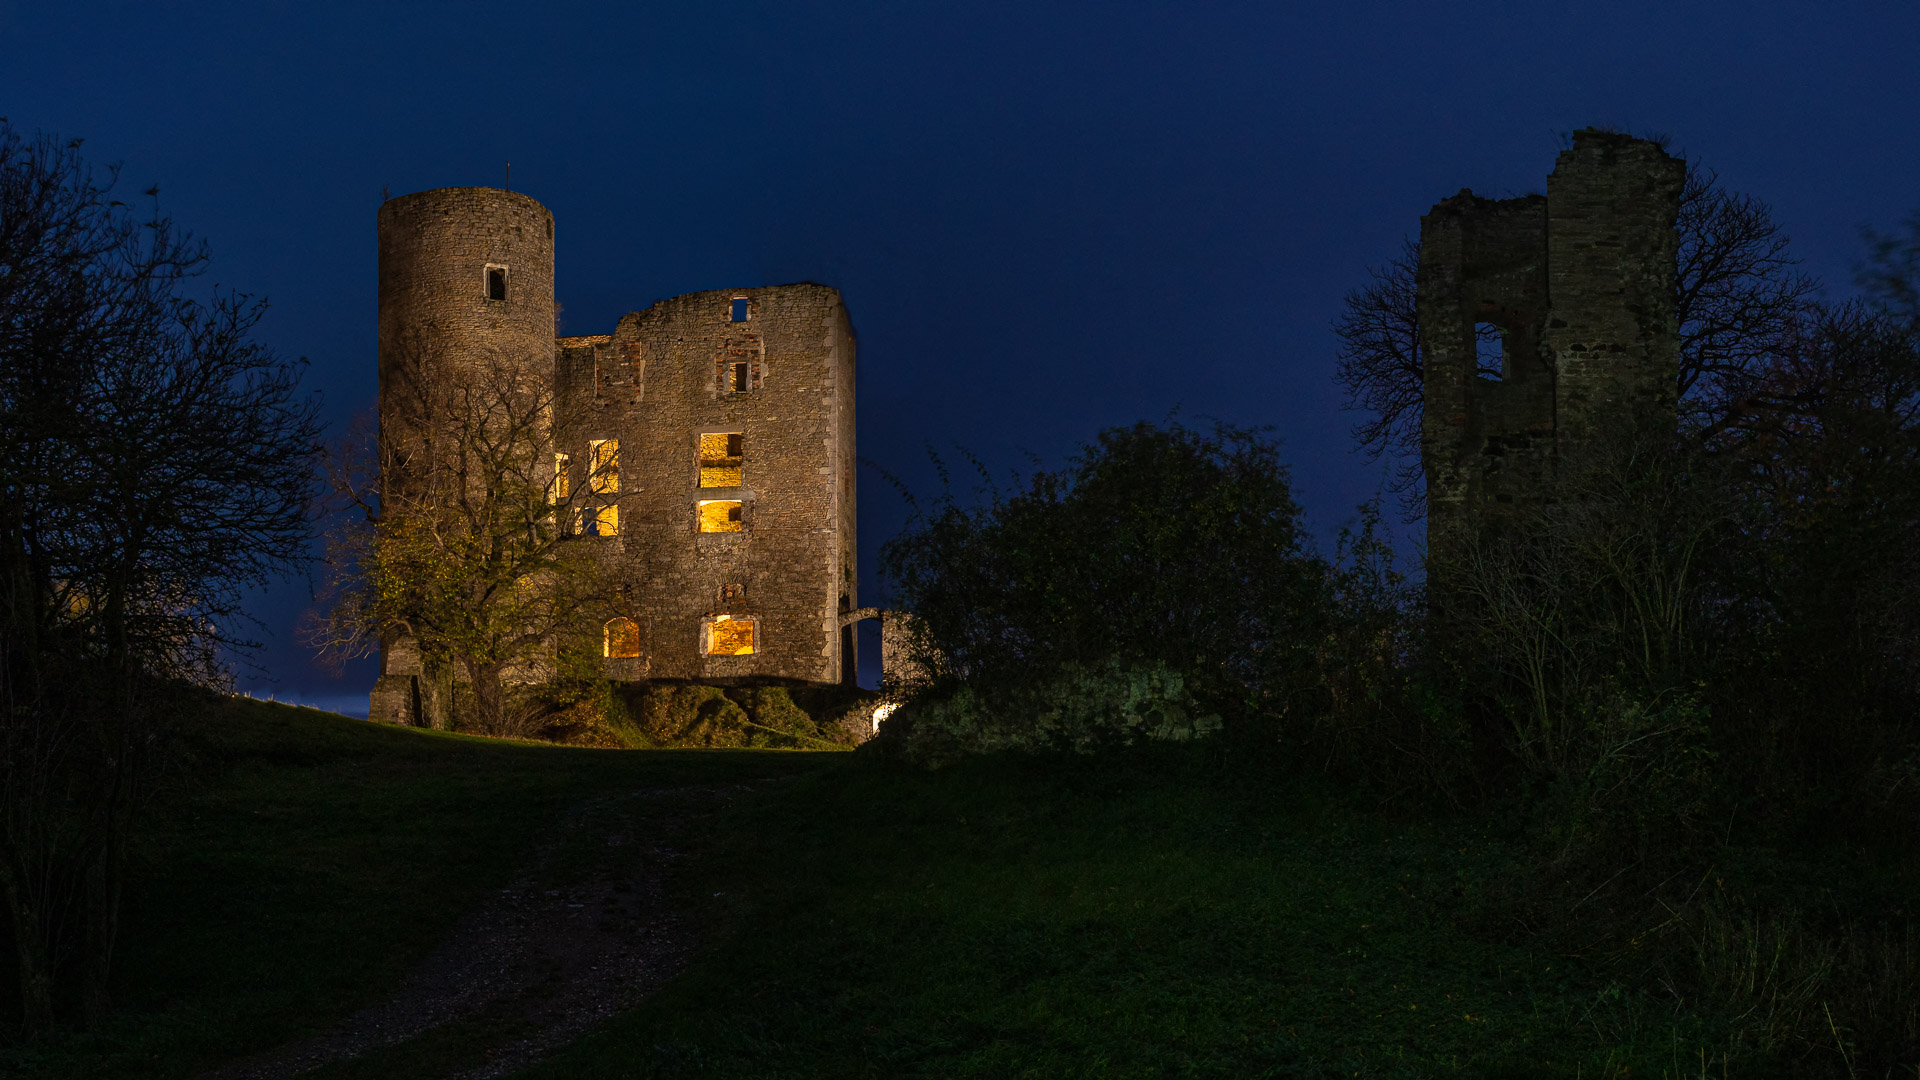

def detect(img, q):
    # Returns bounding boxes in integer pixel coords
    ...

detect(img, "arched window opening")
[604,617,641,659]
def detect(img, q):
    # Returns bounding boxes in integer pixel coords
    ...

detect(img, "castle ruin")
[1420,130,1685,549]
[368,187,859,724]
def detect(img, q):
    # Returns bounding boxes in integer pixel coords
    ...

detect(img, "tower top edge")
[378,186,553,220]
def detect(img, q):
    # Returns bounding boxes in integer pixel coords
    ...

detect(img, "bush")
[869,661,1222,769]
[880,420,1331,741]
[625,683,853,750]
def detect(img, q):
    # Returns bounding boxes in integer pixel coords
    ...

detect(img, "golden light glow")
[698,500,742,533]
[708,616,754,655]
[589,438,619,494]
[698,431,743,488]
[551,452,571,502]
[604,617,641,658]
[579,504,618,537]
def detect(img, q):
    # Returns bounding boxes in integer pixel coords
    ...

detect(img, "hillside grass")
[0,697,830,1080]
[6,701,1884,1078]
[521,749,1745,1079]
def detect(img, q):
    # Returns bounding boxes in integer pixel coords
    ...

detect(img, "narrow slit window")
[486,266,508,302]
[603,617,641,659]
[698,500,743,533]
[1474,322,1505,381]
[707,615,755,655]
[589,438,619,493]
[550,452,571,503]
[731,296,749,322]
[731,362,750,392]
[699,432,743,487]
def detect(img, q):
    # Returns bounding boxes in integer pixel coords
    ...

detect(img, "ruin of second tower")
[1420,129,1685,548]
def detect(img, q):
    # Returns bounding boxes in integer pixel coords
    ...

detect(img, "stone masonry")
[1420,130,1685,551]
[370,187,857,724]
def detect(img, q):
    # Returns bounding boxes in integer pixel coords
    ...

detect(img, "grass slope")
[8,701,1839,1078]
[520,750,1727,1079]
[0,698,829,1080]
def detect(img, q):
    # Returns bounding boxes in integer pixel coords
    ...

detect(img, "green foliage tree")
[879,421,1331,731]
[0,121,320,1034]
[311,346,618,737]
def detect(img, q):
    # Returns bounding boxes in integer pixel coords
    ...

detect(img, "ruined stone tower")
[369,187,857,724]
[1420,130,1685,549]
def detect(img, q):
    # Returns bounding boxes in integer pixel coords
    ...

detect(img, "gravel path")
[198,783,755,1080]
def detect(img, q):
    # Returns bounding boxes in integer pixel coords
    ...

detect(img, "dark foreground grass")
[0,697,830,1080]
[519,749,1730,1079]
[9,702,1847,1078]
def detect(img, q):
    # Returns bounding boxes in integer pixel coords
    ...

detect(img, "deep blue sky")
[3,2,1915,713]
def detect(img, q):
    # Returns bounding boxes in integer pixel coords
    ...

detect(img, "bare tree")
[310,344,617,737]
[1333,160,1818,516]
[0,121,319,1034]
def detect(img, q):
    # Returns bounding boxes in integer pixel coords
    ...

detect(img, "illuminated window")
[698,500,743,533]
[579,504,618,537]
[485,265,508,302]
[731,296,749,322]
[603,617,641,659]
[550,452,571,503]
[698,431,743,487]
[589,438,619,494]
[707,615,755,655]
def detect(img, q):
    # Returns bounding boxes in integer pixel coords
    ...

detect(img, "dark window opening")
[728,505,742,524]
[486,266,508,302]
[731,362,750,392]
[1474,322,1505,380]
[731,297,749,322]
[725,432,743,457]
[720,583,745,607]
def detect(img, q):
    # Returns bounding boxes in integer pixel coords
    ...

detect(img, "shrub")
[880,420,1331,740]
[869,661,1222,769]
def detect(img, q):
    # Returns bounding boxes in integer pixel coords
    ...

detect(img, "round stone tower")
[376,186,556,413]
[369,187,555,727]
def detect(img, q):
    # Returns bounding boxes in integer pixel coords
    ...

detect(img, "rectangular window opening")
[731,362,751,392]
[550,452,571,503]
[578,504,619,537]
[1474,322,1505,381]
[708,615,755,655]
[699,431,743,487]
[486,266,508,302]
[589,438,620,493]
[730,296,749,322]
[698,499,743,533]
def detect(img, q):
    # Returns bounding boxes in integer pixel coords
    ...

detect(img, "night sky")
[3,2,1915,713]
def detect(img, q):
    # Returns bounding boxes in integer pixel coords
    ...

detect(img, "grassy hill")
[2,699,1879,1078]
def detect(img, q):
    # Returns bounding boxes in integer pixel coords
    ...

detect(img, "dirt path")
[198,783,759,1080]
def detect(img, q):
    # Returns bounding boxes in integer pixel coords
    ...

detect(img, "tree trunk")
[1,865,57,1039]
[467,660,507,736]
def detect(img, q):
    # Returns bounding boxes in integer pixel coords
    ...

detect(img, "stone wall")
[372,187,558,723]
[555,283,857,686]
[373,186,858,721]
[1420,130,1684,549]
